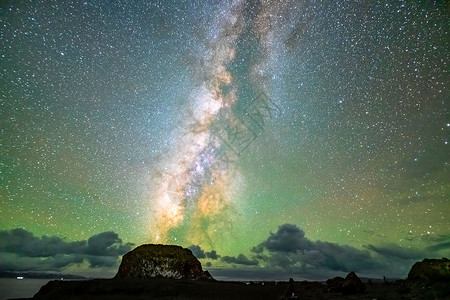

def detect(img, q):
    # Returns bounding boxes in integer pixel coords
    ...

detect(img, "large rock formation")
[407,258,450,282]
[115,244,208,279]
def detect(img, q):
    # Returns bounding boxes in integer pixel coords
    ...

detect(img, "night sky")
[1,0,449,280]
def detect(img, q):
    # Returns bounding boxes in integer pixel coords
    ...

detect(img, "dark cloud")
[252,224,314,254]
[221,254,258,266]
[0,228,85,257]
[365,244,426,260]
[86,255,120,268]
[405,232,450,246]
[206,250,220,260]
[197,224,444,279]
[85,231,133,257]
[312,241,378,271]
[0,228,134,272]
[188,245,205,259]
[421,233,450,244]
[0,252,84,272]
[188,245,220,260]
[426,241,450,252]
[250,224,380,273]
[366,233,450,259]
[49,254,86,269]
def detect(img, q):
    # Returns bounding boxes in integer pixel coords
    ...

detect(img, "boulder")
[326,272,365,294]
[326,276,344,292]
[115,244,208,279]
[341,272,366,294]
[407,258,450,282]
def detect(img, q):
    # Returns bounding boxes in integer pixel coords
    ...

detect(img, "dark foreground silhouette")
[8,274,448,300]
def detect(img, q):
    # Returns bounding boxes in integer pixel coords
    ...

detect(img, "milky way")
[148,0,289,243]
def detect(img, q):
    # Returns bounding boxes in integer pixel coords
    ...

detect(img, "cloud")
[0,228,85,257]
[420,233,450,244]
[365,244,426,260]
[221,254,258,266]
[0,228,134,272]
[86,255,120,268]
[188,245,205,259]
[251,224,314,253]
[85,231,133,257]
[426,241,450,252]
[188,245,220,260]
[0,252,84,272]
[195,224,445,280]
[251,224,379,273]
[367,234,450,258]
[206,250,220,260]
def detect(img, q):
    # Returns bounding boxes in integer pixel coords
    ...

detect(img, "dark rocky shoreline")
[9,276,450,300]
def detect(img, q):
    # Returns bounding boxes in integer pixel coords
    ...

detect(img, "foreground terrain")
[11,276,450,300]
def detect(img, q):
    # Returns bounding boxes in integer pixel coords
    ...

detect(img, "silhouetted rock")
[407,258,450,282]
[326,276,345,292]
[326,272,365,294]
[115,244,208,279]
[341,272,366,294]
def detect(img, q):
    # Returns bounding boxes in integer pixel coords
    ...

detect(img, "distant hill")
[0,271,89,279]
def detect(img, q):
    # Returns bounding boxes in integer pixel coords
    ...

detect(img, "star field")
[1,0,449,279]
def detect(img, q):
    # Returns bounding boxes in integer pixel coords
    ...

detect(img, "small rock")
[341,272,366,294]
[326,276,344,292]
[327,272,365,294]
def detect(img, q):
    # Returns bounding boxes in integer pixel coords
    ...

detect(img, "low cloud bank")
[2,225,448,280]
[0,228,134,272]
[188,245,220,260]
[200,224,449,279]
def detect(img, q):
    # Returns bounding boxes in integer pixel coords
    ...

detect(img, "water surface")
[0,278,50,300]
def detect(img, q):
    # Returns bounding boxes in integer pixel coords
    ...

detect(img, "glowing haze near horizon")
[1,1,449,280]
